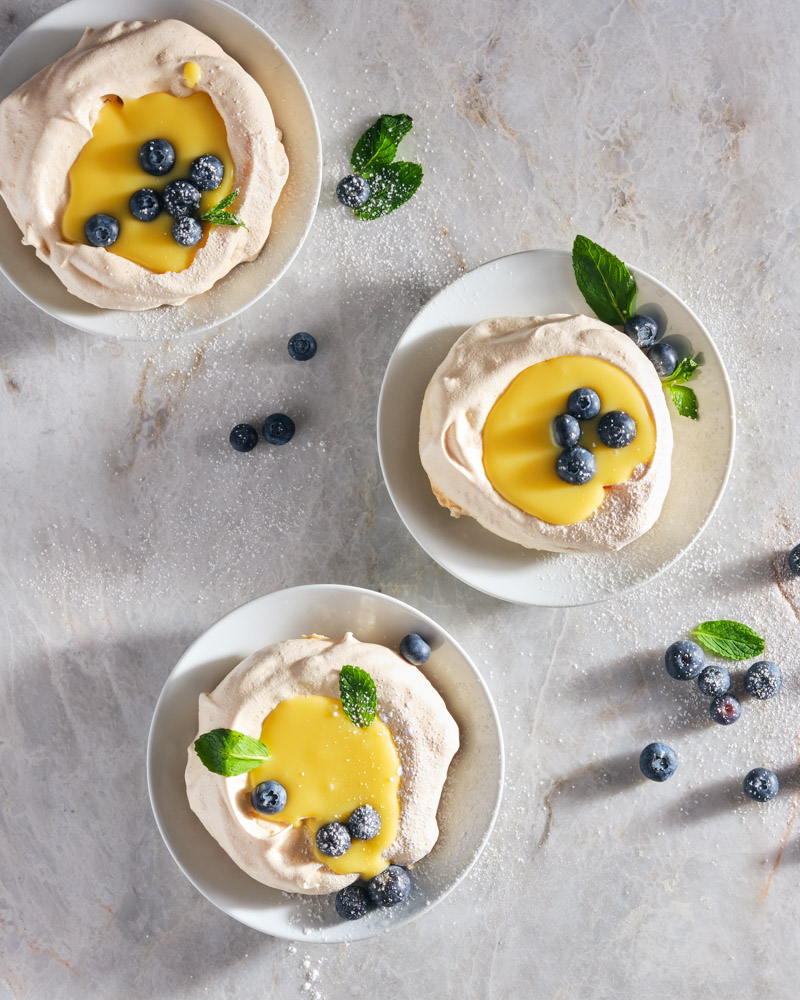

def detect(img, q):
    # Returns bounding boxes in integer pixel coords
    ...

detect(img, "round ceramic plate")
[377,249,736,607]
[147,584,504,942]
[0,0,321,340]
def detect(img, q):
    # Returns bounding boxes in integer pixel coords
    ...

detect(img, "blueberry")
[788,543,800,576]
[664,639,705,680]
[639,742,678,782]
[335,883,372,920]
[743,767,779,802]
[709,693,742,725]
[229,423,258,452]
[287,332,317,361]
[84,213,119,247]
[162,179,202,218]
[556,446,596,485]
[597,410,637,448]
[399,633,430,666]
[566,387,601,420]
[139,138,175,176]
[552,413,581,448]
[172,216,203,247]
[316,821,351,857]
[744,661,782,700]
[648,342,679,377]
[366,865,411,907]
[624,314,659,348]
[250,779,287,814]
[262,413,295,446]
[129,188,162,222]
[347,805,381,841]
[336,174,371,208]
[696,665,730,698]
[189,154,224,191]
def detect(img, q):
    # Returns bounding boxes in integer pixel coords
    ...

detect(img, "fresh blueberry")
[316,821,351,857]
[552,413,581,448]
[250,780,287,814]
[597,410,637,448]
[366,865,411,907]
[162,179,202,218]
[744,661,782,700]
[189,154,224,191]
[788,543,800,576]
[129,188,162,222]
[639,742,678,782]
[287,332,317,361]
[624,314,659,348]
[556,446,596,485]
[229,423,258,452]
[172,216,203,246]
[399,633,430,666]
[664,639,705,680]
[336,174,371,208]
[262,413,295,446]
[696,665,730,698]
[566,387,601,420]
[335,883,372,920]
[84,213,119,247]
[648,342,679,377]
[347,805,381,841]
[709,693,742,725]
[139,138,175,176]
[743,767,779,802]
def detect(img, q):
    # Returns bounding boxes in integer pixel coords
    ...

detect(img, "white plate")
[378,249,736,607]
[146,584,504,942]
[0,0,321,340]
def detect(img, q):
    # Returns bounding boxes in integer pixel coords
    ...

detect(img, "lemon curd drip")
[183,61,203,88]
[482,356,657,526]
[249,695,401,879]
[61,91,234,273]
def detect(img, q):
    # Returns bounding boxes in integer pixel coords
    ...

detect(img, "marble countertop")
[2,0,799,997]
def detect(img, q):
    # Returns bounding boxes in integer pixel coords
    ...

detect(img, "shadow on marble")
[669,776,745,826]
[556,751,641,802]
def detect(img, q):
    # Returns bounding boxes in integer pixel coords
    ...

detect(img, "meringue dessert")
[419,314,674,553]
[185,633,459,896]
[0,19,288,310]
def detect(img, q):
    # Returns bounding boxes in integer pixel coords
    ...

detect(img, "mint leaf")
[664,356,701,386]
[572,235,637,326]
[690,620,765,660]
[351,114,413,175]
[353,162,423,220]
[339,664,377,727]
[194,728,270,776]
[666,384,698,420]
[201,188,247,229]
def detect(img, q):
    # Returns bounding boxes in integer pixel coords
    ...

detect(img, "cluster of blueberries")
[84,138,225,250]
[553,388,637,485]
[623,313,680,378]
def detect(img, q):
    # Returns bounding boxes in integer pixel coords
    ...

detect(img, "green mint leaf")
[201,189,247,229]
[339,664,377,728]
[666,384,699,420]
[194,728,270,776]
[352,161,423,220]
[571,235,637,326]
[663,356,702,387]
[351,114,413,175]
[212,189,239,213]
[690,620,765,660]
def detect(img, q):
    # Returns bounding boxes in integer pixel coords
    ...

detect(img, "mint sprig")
[662,356,702,420]
[348,114,422,219]
[353,162,423,220]
[352,114,413,174]
[194,728,270,776]
[200,188,248,230]
[690,620,765,660]
[339,664,377,728]
[572,235,636,327]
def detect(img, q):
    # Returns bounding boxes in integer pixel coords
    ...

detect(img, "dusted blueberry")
[129,188,162,222]
[743,767,779,802]
[316,822,351,857]
[172,216,203,246]
[597,410,637,448]
[84,213,119,247]
[189,154,224,191]
[347,805,381,841]
[335,883,371,921]
[788,543,800,576]
[709,693,742,725]
[262,413,295,445]
[744,661,782,700]
[664,640,705,680]
[399,633,430,666]
[366,865,411,907]
[229,423,258,452]
[250,780,287,814]
[556,446,596,485]
[139,138,175,176]
[287,332,318,361]
[648,341,679,377]
[696,665,731,698]
[624,314,659,348]
[639,742,678,782]
[162,179,202,218]
[336,174,371,208]
[566,387,601,420]
[552,413,581,448]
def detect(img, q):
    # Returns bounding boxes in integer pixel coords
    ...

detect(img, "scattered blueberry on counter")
[189,153,224,191]
[648,341,679,377]
[139,137,175,176]
[744,661,782,700]
[566,387,601,421]
[399,633,431,666]
[597,410,637,448]
[624,314,659,348]
[348,805,381,841]
[335,883,372,921]
[788,543,800,576]
[250,779,287,815]
[316,822,351,858]
[336,174,371,208]
[172,216,203,247]
[639,742,678,782]
[84,213,120,247]
[287,332,318,361]
[129,188,162,222]
[229,424,259,452]
[556,445,596,485]
[696,665,731,698]
[664,639,705,680]
[262,413,296,446]
[552,413,581,448]
[366,865,411,907]
[162,179,202,218]
[709,693,741,725]
[743,767,779,802]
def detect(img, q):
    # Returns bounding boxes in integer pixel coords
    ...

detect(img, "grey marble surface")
[1,0,800,997]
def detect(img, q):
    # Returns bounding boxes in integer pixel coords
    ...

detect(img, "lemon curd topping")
[61,91,233,273]
[249,695,401,879]
[183,61,203,88]
[482,356,657,526]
